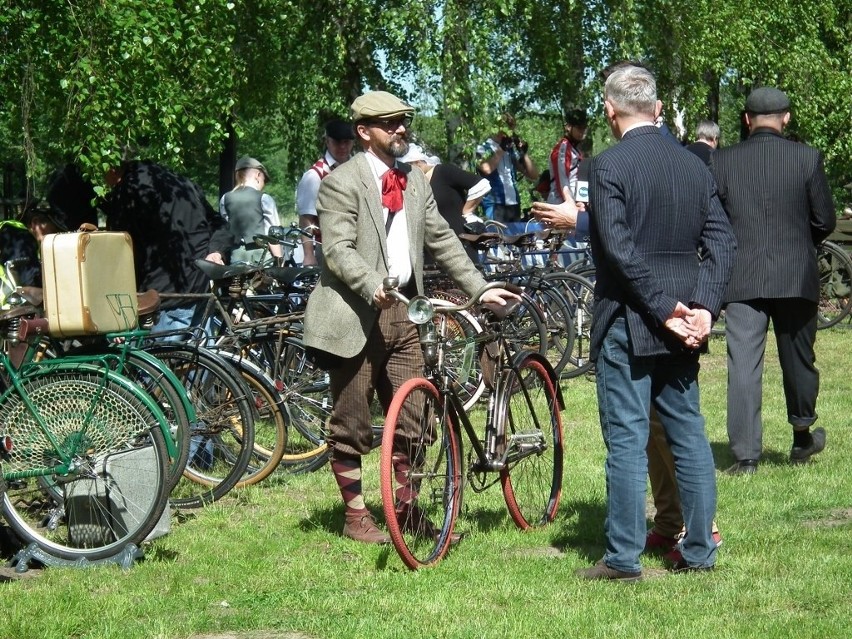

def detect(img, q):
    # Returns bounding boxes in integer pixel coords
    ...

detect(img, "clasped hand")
[664,302,712,349]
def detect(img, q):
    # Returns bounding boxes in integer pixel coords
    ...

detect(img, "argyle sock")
[330,452,367,516]
[793,428,812,449]
[392,453,417,506]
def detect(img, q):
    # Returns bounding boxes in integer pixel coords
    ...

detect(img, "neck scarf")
[381,168,407,214]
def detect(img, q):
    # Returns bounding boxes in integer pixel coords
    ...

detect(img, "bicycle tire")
[122,351,192,492]
[145,344,255,508]
[213,353,288,487]
[502,290,549,359]
[543,271,595,378]
[431,299,487,410]
[817,241,852,329]
[276,338,333,473]
[499,353,563,529]
[530,283,576,377]
[1,372,170,561]
[380,377,461,569]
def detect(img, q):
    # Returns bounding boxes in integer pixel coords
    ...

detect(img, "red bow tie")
[382,168,407,213]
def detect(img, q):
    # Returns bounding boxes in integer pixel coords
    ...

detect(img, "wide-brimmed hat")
[745,87,790,115]
[235,156,269,180]
[350,91,415,122]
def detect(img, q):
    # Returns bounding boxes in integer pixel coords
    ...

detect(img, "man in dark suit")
[685,120,720,165]
[303,91,518,544]
[576,64,735,581]
[711,87,836,475]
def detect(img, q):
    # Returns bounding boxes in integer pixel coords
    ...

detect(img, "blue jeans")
[596,317,717,572]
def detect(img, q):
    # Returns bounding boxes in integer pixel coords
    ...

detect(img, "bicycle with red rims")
[379,278,564,569]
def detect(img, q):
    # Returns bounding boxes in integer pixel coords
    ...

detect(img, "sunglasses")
[364,115,413,131]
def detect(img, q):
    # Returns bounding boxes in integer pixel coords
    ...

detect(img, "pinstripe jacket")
[710,128,836,303]
[589,125,736,359]
[303,152,486,359]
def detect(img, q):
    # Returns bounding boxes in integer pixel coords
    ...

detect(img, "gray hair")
[604,65,657,117]
[695,120,720,142]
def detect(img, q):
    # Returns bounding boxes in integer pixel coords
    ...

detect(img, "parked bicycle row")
[0,220,847,569]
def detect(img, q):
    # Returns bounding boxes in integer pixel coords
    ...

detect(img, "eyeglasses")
[365,115,413,131]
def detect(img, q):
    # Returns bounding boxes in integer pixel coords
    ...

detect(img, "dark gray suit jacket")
[710,129,836,303]
[589,125,736,359]
[303,152,486,359]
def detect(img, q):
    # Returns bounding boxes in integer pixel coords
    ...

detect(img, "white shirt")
[295,151,339,217]
[365,152,412,288]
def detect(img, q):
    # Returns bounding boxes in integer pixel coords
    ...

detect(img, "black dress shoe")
[576,560,642,582]
[790,427,826,464]
[670,558,715,573]
[723,459,759,475]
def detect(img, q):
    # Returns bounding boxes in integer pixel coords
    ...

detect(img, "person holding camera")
[476,113,538,223]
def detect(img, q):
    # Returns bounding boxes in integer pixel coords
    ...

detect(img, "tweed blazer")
[589,125,736,359]
[303,152,487,358]
[710,129,836,303]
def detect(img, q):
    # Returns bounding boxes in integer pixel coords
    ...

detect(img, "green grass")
[2,327,852,639]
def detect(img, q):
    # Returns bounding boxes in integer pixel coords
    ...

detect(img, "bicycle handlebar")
[382,277,521,316]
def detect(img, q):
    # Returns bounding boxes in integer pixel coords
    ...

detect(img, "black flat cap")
[325,119,355,140]
[745,87,790,115]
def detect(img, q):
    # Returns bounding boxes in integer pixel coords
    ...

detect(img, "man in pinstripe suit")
[576,64,736,581]
[711,87,836,475]
[303,91,519,544]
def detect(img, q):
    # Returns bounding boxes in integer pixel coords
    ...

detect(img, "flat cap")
[325,119,355,140]
[235,156,269,179]
[745,87,790,115]
[350,91,415,122]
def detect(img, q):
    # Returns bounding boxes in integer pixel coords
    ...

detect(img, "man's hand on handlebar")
[479,287,522,306]
[373,284,397,309]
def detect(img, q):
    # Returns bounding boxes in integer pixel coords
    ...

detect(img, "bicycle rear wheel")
[277,338,332,473]
[500,354,563,529]
[380,377,461,569]
[146,345,255,508]
[1,373,170,561]
[222,357,287,487]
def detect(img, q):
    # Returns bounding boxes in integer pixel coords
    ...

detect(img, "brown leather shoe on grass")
[342,512,391,544]
[576,559,642,582]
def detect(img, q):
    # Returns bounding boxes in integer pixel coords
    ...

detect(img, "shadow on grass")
[550,498,607,561]
[710,440,788,471]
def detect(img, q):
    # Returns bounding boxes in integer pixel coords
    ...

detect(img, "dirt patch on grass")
[189,634,315,639]
[802,507,852,528]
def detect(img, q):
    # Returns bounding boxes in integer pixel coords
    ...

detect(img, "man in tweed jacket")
[303,91,518,544]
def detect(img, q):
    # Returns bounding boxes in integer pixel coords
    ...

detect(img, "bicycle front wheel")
[499,354,563,529]
[1,373,170,561]
[817,241,852,329]
[380,377,461,569]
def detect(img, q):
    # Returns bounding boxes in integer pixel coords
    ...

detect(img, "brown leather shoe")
[342,512,391,544]
[575,560,642,582]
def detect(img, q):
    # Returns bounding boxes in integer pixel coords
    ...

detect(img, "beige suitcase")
[41,231,138,337]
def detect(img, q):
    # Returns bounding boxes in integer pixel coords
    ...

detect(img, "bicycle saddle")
[264,266,320,286]
[194,259,259,280]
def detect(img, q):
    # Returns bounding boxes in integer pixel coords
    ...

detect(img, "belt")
[240,242,262,251]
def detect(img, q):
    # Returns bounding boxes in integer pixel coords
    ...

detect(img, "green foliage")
[1,0,850,207]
